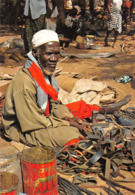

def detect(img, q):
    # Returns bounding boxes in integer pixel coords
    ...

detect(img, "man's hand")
[108,14,113,20]
[69,121,91,133]
[62,117,91,133]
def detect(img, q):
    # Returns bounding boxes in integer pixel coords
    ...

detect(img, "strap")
[87,150,104,166]
[131,139,135,163]
[110,161,119,178]
[98,173,135,193]
[105,158,111,179]
[73,175,97,186]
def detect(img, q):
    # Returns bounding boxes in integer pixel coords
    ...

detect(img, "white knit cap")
[32,29,59,48]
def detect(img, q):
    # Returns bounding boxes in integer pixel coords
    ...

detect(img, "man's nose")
[49,54,58,61]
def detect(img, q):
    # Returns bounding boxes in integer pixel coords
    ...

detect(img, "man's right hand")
[62,117,91,133]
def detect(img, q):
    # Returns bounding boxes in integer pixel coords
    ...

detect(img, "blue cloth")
[24,0,46,19]
[25,51,59,113]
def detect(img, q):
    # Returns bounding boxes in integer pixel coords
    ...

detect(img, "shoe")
[114,111,135,126]
[99,95,132,114]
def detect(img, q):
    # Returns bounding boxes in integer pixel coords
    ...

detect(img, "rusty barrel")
[21,147,58,195]
[0,172,18,195]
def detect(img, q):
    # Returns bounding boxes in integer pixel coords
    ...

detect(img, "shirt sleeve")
[13,77,69,133]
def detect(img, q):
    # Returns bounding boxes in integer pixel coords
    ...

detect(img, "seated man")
[2,30,131,148]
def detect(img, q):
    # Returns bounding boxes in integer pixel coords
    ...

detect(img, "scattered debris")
[0,47,24,63]
[0,37,24,49]
[60,52,118,59]
[56,108,135,194]
[121,42,135,53]
[54,67,82,78]
[0,74,14,80]
[114,75,133,84]
[59,37,70,49]
[57,56,69,65]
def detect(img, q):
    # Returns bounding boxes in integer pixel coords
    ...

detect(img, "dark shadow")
[130,78,135,89]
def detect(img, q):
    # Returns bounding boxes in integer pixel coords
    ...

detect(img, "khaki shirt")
[2,68,70,143]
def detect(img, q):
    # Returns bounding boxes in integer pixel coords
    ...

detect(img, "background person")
[104,0,122,48]
[46,0,59,31]
[23,0,47,52]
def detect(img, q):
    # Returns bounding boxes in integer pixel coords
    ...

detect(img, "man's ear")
[32,48,38,58]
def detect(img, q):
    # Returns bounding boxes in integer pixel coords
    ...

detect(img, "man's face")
[38,41,60,74]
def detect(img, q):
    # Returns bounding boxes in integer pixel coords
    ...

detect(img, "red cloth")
[28,62,58,116]
[66,100,100,119]
[64,138,80,147]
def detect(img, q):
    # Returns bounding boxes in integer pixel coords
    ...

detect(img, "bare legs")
[104,30,119,48]
[112,31,118,48]
[104,30,111,46]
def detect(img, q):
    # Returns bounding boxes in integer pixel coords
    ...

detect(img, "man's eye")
[46,52,52,55]
[45,52,60,55]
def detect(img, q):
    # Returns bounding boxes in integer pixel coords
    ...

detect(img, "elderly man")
[2,30,131,148]
[2,30,82,147]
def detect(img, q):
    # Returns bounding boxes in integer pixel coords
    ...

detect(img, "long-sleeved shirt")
[2,68,70,143]
[24,0,46,19]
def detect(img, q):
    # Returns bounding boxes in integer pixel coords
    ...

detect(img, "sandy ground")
[0,25,135,105]
[0,25,135,194]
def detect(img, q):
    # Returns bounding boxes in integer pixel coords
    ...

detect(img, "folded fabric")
[66,100,100,119]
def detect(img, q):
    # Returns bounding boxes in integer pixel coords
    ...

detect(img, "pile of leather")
[57,108,135,194]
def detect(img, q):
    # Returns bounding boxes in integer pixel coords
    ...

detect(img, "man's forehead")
[45,41,59,46]
[43,42,60,50]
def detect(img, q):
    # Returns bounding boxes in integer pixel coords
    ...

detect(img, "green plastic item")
[114,75,133,84]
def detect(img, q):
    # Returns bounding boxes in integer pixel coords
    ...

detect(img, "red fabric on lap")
[66,100,100,119]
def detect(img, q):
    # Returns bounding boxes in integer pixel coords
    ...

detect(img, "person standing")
[45,0,66,34]
[104,0,122,48]
[46,0,59,31]
[23,0,47,52]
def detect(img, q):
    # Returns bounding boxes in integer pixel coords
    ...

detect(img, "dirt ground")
[0,25,135,106]
[0,25,135,194]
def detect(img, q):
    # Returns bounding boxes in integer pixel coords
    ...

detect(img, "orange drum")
[21,147,58,195]
[0,172,18,195]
